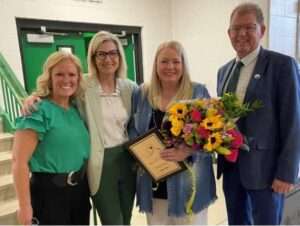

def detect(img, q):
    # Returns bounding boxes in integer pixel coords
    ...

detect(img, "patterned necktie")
[225,61,244,93]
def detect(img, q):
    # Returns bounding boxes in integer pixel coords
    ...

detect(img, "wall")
[0,0,172,85]
[171,0,270,96]
[269,0,298,59]
[0,0,272,96]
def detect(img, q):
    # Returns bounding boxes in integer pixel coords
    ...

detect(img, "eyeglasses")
[94,50,119,60]
[229,24,257,34]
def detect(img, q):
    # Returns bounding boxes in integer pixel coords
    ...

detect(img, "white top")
[98,83,129,148]
[236,46,260,102]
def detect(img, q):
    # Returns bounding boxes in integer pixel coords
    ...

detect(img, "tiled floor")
[90,166,228,225]
[207,176,227,225]
[130,171,227,225]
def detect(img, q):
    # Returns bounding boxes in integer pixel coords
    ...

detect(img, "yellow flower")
[201,115,224,130]
[171,126,182,136]
[206,108,218,117]
[183,133,194,145]
[168,103,188,119]
[224,121,235,130]
[216,146,231,155]
[168,114,178,122]
[194,99,206,108]
[204,132,222,151]
[170,118,184,136]
[170,116,181,126]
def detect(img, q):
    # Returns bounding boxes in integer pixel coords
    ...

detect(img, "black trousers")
[30,174,91,225]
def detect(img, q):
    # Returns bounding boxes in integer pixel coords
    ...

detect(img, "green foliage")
[221,93,263,119]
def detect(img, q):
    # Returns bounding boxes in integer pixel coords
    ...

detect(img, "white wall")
[171,0,270,96]
[0,0,271,96]
[269,0,298,58]
[0,0,172,85]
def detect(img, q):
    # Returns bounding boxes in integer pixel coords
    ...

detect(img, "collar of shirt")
[98,82,120,97]
[236,45,260,67]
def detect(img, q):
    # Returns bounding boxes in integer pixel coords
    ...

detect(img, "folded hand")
[272,178,294,194]
[160,144,192,162]
[17,205,33,226]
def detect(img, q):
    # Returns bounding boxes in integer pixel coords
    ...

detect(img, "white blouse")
[98,84,129,148]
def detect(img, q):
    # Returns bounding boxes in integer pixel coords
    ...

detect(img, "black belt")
[31,161,87,187]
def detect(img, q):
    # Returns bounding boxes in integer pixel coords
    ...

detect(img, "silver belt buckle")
[67,171,78,186]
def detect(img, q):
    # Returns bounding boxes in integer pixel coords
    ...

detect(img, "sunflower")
[170,118,184,136]
[201,115,224,130]
[206,107,218,117]
[168,114,179,122]
[168,103,188,119]
[194,99,206,108]
[204,132,222,151]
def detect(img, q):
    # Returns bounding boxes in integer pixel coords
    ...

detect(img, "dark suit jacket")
[217,47,300,189]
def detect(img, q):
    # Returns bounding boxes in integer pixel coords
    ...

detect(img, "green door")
[21,31,137,94]
[21,31,88,94]
[122,34,137,82]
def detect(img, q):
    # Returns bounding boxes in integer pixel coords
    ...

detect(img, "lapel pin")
[254,74,261,79]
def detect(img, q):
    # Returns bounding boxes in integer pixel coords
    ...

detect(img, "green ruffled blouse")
[15,99,90,173]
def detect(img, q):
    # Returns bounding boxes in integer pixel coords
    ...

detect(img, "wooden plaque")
[127,128,186,182]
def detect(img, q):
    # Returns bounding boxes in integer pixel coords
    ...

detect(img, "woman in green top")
[23,31,137,225]
[12,51,91,225]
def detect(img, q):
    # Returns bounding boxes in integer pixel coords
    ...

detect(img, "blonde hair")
[87,31,127,79]
[145,41,193,109]
[34,51,85,100]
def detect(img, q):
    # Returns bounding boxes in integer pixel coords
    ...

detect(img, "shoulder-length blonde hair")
[87,31,127,79]
[34,51,85,100]
[146,40,193,109]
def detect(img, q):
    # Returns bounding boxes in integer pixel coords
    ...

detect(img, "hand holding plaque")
[127,128,186,182]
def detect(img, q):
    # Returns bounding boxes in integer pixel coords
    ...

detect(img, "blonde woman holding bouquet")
[129,41,217,225]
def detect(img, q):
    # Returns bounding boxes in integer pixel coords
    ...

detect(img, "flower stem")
[184,161,196,219]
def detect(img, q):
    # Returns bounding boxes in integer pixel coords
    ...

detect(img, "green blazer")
[79,76,136,195]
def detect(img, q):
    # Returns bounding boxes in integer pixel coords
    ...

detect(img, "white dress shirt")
[236,46,260,102]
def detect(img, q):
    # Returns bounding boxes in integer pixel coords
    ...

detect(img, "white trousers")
[146,198,208,225]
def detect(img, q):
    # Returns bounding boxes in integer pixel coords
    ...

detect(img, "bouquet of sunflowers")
[161,93,262,162]
[160,93,261,217]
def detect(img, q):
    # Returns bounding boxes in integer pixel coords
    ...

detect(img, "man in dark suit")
[217,2,300,225]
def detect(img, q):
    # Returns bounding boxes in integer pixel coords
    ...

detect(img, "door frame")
[16,17,144,86]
